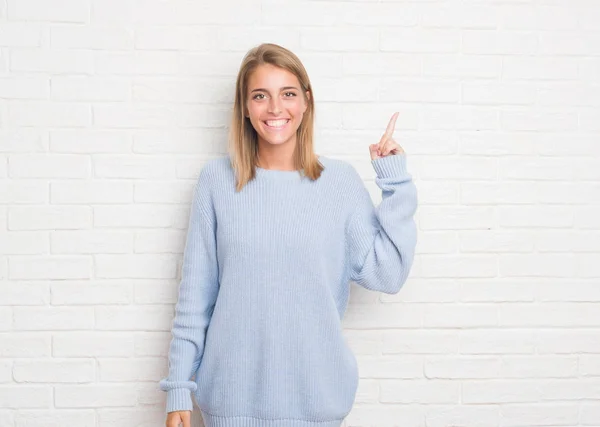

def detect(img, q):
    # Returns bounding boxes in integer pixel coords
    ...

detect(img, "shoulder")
[191,156,232,201]
[318,155,364,186]
[195,155,234,184]
[200,155,231,174]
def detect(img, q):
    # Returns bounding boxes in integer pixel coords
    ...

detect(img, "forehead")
[247,64,300,88]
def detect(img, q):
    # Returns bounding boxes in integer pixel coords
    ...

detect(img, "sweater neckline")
[254,156,322,180]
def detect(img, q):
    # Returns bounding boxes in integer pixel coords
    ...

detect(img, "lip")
[263,119,290,130]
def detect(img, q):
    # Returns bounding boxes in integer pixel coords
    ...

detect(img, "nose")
[268,97,282,115]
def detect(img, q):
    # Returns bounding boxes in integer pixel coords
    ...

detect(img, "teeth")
[265,119,289,127]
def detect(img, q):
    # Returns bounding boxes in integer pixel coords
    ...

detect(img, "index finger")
[384,112,399,138]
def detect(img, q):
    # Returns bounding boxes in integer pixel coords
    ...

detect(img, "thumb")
[369,143,380,160]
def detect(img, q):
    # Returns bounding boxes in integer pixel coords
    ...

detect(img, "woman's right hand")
[166,410,191,427]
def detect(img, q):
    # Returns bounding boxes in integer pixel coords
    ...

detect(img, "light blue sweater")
[159,153,418,427]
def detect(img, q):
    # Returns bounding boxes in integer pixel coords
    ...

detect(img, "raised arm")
[345,113,417,294]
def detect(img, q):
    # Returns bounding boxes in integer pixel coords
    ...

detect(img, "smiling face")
[245,64,309,150]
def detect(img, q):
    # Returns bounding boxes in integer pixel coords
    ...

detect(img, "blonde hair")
[227,43,323,192]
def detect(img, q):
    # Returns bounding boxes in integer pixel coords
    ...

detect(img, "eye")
[284,92,297,97]
[252,93,265,100]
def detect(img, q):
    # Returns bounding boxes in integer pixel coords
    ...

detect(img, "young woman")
[159,43,417,427]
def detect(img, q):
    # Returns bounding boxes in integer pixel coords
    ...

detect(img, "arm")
[159,166,219,413]
[345,153,417,294]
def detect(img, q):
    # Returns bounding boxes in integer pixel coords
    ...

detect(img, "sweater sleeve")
[158,166,219,413]
[345,153,417,294]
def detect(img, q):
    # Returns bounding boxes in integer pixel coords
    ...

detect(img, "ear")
[303,90,310,113]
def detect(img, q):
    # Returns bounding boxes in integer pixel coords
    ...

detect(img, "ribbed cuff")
[371,153,409,179]
[165,388,194,413]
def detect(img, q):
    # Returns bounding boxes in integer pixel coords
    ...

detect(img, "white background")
[1,0,600,426]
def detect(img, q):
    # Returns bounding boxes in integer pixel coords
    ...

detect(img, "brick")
[0,231,49,254]
[94,254,177,279]
[10,48,93,74]
[51,280,132,304]
[344,52,419,77]
[0,180,48,204]
[8,102,91,127]
[503,56,579,80]
[460,330,535,354]
[98,358,163,381]
[0,77,49,99]
[344,303,422,329]
[7,0,90,22]
[425,356,500,379]
[0,24,42,47]
[0,333,50,357]
[381,379,459,403]
[418,206,495,230]
[302,28,378,52]
[384,330,459,354]
[51,76,130,101]
[50,181,133,204]
[423,54,500,78]
[8,206,92,230]
[463,380,541,403]
[50,230,132,254]
[9,255,91,281]
[462,30,537,55]
[0,386,50,408]
[537,330,600,354]
[93,155,175,178]
[55,385,137,408]
[381,29,459,53]
[218,28,299,52]
[50,130,132,153]
[135,26,214,51]
[9,154,91,178]
[51,25,133,50]
[13,410,94,427]
[53,333,134,357]
[426,405,499,427]
[0,282,48,304]
[14,359,94,382]
[13,307,94,330]
[500,356,577,378]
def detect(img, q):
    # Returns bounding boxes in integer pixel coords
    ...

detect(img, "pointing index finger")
[384,112,399,139]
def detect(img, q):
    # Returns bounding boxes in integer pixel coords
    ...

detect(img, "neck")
[256,141,297,171]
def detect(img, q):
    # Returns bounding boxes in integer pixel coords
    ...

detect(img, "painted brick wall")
[1,0,599,426]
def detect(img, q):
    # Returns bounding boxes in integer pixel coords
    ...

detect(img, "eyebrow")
[250,86,299,93]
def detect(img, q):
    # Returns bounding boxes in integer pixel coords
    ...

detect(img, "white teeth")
[265,119,289,127]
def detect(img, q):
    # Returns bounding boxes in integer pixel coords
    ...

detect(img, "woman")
[159,43,417,427]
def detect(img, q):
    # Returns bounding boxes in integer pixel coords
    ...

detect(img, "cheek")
[246,102,262,118]
[289,101,307,118]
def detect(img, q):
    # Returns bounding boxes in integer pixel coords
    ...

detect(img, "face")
[245,64,310,149]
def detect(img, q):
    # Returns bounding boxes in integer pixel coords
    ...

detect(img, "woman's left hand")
[369,112,405,160]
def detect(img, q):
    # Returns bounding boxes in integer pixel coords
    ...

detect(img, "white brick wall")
[1,0,599,426]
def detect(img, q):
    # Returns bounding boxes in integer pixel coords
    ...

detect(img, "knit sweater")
[159,153,418,427]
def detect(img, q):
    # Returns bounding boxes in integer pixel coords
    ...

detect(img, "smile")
[263,119,290,129]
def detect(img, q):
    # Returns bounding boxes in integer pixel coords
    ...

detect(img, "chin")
[258,130,297,146]
[261,137,293,146]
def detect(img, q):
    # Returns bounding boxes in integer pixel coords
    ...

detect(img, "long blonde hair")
[227,43,323,192]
